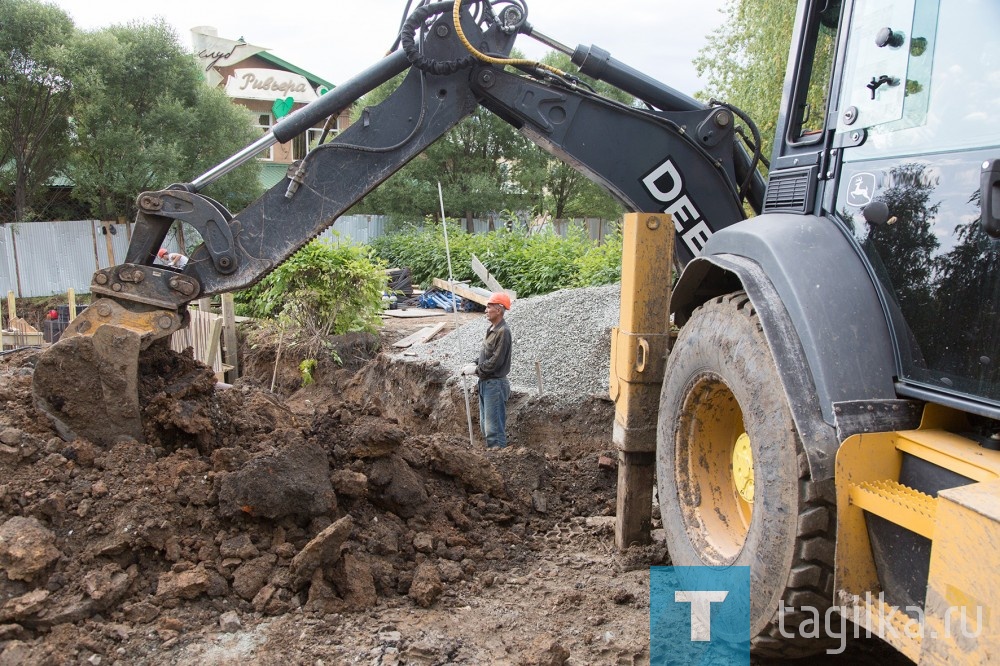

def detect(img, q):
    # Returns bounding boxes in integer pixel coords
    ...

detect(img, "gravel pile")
[400,283,622,403]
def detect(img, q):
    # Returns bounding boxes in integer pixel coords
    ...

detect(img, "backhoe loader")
[31,0,1000,660]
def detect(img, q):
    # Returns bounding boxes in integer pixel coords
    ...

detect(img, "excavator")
[30,0,1000,661]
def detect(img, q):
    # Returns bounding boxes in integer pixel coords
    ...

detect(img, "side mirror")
[981,159,1000,239]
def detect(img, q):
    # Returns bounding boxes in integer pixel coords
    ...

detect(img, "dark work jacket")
[476,318,512,380]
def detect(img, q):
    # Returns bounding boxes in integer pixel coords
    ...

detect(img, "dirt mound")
[0,339,636,665]
[1,321,904,664]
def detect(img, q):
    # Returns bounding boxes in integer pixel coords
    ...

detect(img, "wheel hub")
[732,432,755,503]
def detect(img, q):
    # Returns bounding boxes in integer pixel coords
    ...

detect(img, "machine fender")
[671,214,898,480]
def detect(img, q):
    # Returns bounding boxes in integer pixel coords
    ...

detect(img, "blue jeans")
[478,378,510,448]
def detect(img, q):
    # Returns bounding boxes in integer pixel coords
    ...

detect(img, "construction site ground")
[0,304,907,665]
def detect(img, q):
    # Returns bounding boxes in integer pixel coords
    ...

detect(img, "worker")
[462,292,513,448]
[157,248,189,269]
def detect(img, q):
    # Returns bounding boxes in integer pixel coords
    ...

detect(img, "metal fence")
[0,215,388,298]
[1,220,138,298]
[1,213,613,298]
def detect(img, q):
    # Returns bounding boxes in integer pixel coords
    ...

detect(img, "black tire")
[656,292,837,657]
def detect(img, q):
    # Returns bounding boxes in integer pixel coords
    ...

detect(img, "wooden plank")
[204,316,224,379]
[221,293,240,383]
[431,278,491,306]
[171,308,225,376]
[381,309,445,318]
[615,451,655,549]
[9,317,39,333]
[471,254,503,294]
[470,255,516,301]
[2,330,44,348]
[417,321,446,343]
[103,222,116,267]
[392,326,434,348]
[392,322,445,349]
[3,315,42,350]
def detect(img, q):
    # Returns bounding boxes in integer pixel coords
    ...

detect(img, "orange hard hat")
[487,292,512,310]
[158,248,168,258]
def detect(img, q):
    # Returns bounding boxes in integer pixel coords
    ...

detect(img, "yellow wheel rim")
[674,373,753,563]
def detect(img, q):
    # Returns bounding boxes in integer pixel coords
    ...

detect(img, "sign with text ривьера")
[225,68,320,104]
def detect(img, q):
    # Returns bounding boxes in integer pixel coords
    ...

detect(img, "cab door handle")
[981,159,1000,239]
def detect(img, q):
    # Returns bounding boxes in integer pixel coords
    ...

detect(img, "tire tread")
[687,293,840,658]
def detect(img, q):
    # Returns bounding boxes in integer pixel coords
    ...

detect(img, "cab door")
[833,0,1000,411]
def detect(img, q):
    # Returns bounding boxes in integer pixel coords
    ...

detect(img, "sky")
[49,0,728,97]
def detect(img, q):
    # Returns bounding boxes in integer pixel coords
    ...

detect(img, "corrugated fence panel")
[2,221,99,298]
[318,214,388,246]
[1,215,612,298]
[551,217,615,242]
[3,220,172,298]
[0,225,17,297]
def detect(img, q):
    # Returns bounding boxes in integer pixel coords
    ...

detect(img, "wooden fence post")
[205,317,224,381]
[221,293,239,383]
[102,222,116,266]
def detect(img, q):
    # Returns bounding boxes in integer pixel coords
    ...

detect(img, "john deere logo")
[847,172,876,207]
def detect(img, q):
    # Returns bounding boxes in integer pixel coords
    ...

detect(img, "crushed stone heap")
[400,283,622,403]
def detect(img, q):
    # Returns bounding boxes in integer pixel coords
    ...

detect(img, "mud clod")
[217,439,335,519]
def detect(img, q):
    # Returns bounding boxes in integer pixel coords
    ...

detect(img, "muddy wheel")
[656,292,836,657]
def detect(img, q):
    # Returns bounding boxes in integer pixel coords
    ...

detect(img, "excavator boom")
[32,0,761,445]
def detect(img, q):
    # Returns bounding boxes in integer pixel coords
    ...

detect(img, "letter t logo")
[674,590,729,641]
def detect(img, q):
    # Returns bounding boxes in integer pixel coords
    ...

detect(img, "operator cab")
[772,0,1000,419]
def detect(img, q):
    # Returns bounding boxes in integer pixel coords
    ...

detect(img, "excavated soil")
[0,311,906,665]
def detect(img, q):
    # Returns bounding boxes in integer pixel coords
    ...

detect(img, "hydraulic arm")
[32,0,763,444]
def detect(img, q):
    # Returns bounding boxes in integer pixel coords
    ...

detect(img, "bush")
[573,226,623,287]
[235,236,388,337]
[368,221,621,297]
[368,218,478,289]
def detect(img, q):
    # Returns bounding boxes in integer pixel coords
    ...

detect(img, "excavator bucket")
[32,298,185,446]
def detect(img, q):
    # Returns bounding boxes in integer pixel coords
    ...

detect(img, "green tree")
[236,236,388,336]
[0,0,75,222]
[350,70,540,227]
[693,0,797,164]
[66,20,261,221]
